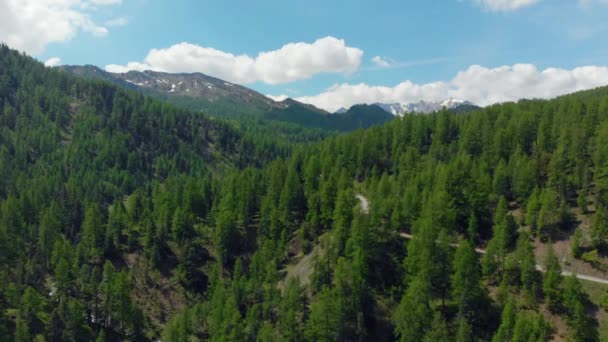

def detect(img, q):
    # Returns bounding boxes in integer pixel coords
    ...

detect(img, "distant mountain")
[373,98,480,116]
[265,102,393,131]
[58,65,392,131]
[335,107,348,114]
[58,65,275,114]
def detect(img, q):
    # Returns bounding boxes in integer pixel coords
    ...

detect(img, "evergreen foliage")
[0,44,607,340]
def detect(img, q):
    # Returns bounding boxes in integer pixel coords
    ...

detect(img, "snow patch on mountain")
[372,98,476,116]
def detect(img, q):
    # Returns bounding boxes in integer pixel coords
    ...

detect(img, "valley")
[1,30,608,342]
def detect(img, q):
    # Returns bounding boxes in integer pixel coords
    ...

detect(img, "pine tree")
[493,159,510,198]
[467,211,479,244]
[482,198,516,282]
[510,149,535,203]
[526,187,541,231]
[537,188,560,236]
[100,260,115,327]
[279,162,306,228]
[172,206,194,245]
[214,204,238,266]
[37,204,61,269]
[433,228,453,312]
[492,298,516,342]
[514,232,537,299]
[452,240,486,330]
[542,244,562,312]
[81,204,104,261]
[208,281,243,342]
[393,275,432,342]
[319,170,338,230]
[577,188,588,214]
[594,121,608,206]
[305,287,339,342]
[256,321,276,342]
[511,312,534,342]
[423,311,450,342]
[106,200,126,254]
[591,204,608,250]
[331,186,355,259]
[572,229,582,258]
[562,275,598,341]
[279,277,304,342]
[455,314,473,342]
[65,299,92,341]
[403,215,434,281]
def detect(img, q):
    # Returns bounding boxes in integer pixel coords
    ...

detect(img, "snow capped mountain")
[373,103,408,116]
[370,98,477,116]
[439,98,474,109]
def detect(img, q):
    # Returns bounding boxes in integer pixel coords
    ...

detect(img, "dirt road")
[356,194,608,286]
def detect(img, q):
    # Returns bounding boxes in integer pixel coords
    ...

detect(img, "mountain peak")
[372,98,479,116]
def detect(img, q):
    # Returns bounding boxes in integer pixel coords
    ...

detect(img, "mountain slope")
[0,44,297,339]
[59,65,392,131]
[160,84,608,341]
[58,65,273,108]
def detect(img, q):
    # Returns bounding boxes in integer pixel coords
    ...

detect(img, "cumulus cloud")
[295,64,608,112]
[372,56,391,68]
[90,0,122,4]
[0,0,121,55]
[44,57,62,67]
[472,0,539,11]
[105,36,364,85]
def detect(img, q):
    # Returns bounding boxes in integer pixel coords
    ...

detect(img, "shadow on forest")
[542,213,580,243]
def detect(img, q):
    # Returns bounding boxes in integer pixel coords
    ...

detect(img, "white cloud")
[372,56,391,68]
[44,57,62,67]
[296,64,608,112]
[105,17,128,27]
[472,0,539,11]
[296,81,448,113]
[90,0,121,4]
[266,94,289,102]
[105,36,364,85]
[0,0,121,55]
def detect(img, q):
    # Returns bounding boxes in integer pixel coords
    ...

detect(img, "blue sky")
[2,0,608,111]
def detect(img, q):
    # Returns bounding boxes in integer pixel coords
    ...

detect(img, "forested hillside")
[2,44,608,341]
[0,45,290,340]
[59,65,393,133]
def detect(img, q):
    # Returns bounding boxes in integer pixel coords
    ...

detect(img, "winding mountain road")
[356,194,608,286]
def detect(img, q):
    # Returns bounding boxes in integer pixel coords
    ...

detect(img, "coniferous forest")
[2,44,608,341]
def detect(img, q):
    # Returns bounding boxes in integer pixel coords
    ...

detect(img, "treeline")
[1,42,608,341]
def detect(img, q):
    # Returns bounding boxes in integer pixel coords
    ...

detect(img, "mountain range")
[58,65,394,131]
[58,66,482,132]
[336,98,480,116]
